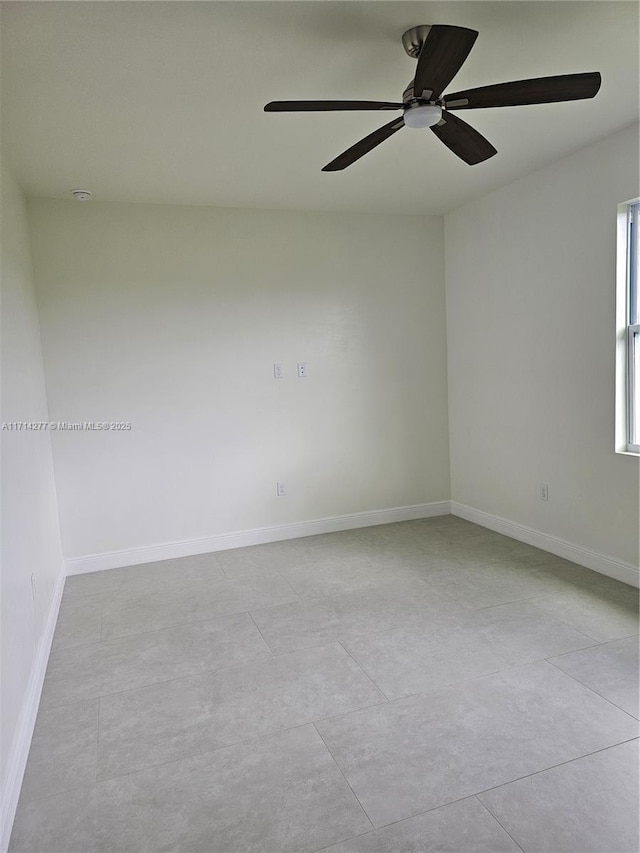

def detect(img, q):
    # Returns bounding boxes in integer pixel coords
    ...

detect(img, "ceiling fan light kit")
[403,103,443,129]
[264,24,601,170]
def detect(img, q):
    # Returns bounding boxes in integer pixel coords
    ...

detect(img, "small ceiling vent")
[70,189,92,201]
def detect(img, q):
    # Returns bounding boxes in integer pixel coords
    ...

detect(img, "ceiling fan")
[264,24,601,170]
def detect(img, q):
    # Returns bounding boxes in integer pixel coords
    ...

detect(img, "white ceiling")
[2,1,638,215]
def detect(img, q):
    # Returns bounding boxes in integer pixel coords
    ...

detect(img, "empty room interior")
[1,2,640,852]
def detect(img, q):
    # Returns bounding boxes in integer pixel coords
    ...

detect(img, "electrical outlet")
[276,481,286,496]
[539,483,549,501]
[297,362,307,378]
[273,363,284,379]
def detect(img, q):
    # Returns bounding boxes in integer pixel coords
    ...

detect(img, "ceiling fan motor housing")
[401,25,432,58]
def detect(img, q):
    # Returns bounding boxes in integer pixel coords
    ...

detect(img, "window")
[617,199,640,454]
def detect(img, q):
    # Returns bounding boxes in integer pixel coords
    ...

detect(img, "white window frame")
[616,198,640,455]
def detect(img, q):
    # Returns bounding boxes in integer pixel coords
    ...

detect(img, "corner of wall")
[0,574,65,853]
[0,154,66,852]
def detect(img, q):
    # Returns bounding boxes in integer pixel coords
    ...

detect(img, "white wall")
[445,123,639,568]
[0,157,64,847]
[27,201,450,560]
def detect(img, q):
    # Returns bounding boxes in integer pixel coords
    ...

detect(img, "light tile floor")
[10,517,640,853]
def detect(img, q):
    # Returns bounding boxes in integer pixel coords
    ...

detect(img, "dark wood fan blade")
[322,117,405,171]
[444,72,602,109]
[413,25,478,100]
[431,111,497,165]
[264,101,403,112]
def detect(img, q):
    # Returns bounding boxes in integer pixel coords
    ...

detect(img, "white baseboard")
[65,501,452,575]
[451,501,640,588]
[0,571,65,853]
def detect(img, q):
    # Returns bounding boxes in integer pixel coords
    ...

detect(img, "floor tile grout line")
[245,594,484,652]
[279,573,304,602]
[271,652,638,726]
[336,641,392,702]
[55,559,630,654]
[312,722,377,833]
[99,568,454,641]
[211,552,232,581]
[313,734,626,853]
[19,778,97,810]
[310,828,374,853]
[52,644,384,725]
[98,598,302,644]
[56,647,635,737]
[24,721,640,814]
[271,572,459,604]
[550,633,640,658]
[311,737,640,843]
[219,561,295,594]
[92,685,389,787]
[95,697,101,783]
[332,652,612,711]
[42,647,639,793]
[88,644,350,709]
[449,590,573,614]
[52,608,275,655]
[276,618,639,662]
[473,795,526,852]
[51,636,105,655]
[466,599,606,648]
[473,736,640,801]
[46,634,366,703]
[53,599,443,659]
[384,664,516,705]
[44,611,636,715]
[21,722,328,804]
[353,789,517,835]
[247,610,277,655]
[33,732,636,846]
[239,567,307,601]
[545,658,640,720]
[255,595,608,661]
[338,602,602,657]
[448,582,630,620]
[522,600,607,643]
[75,575,307,636]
